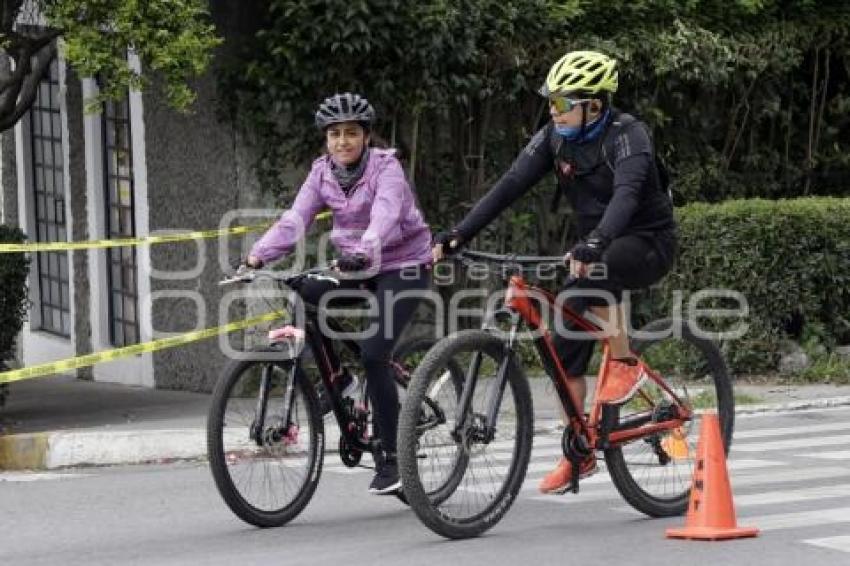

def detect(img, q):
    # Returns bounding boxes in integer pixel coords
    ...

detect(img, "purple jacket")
[251,148,433,272]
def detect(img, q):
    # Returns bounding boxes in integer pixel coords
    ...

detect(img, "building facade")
[1,4,272,391]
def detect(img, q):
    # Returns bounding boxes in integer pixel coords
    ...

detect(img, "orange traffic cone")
[666,413,759,541]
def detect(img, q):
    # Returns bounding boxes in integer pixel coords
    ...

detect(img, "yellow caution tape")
[0,223,272,253]
[0,209,336,382]
[0,211,333,253]
[0,312,283,384]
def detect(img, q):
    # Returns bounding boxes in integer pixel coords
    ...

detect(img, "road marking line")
[733,434,850,452]
[736,421,850,439]
[447,457,783,496]
[730,466,850,486]
[526,466,850,504]
[735,484,850,507]
[808,450,850,460]
[802,535,850,553]
[747,507,850,530]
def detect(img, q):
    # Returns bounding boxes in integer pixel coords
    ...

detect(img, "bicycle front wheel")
[398,330,533,539]
[207,354,323,527]
[604,318,734,517]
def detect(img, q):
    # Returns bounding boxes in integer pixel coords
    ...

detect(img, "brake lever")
[219,268,256,286]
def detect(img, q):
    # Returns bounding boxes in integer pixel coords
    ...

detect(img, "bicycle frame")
[457,267,693,455]
[301,314,379,454]
[512,273,692,448]
[239,295,378,455]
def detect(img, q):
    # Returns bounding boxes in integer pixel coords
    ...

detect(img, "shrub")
[0,225,30,364]
[649,197,850,374]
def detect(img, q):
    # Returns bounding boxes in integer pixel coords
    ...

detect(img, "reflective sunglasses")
[548,96,592,114]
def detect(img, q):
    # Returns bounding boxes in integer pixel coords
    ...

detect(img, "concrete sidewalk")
[2,373,850,470]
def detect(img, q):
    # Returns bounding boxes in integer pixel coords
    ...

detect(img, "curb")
[0,432,48,469]
[3,398,850,471]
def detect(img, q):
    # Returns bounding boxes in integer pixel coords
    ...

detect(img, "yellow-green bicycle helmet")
[540,50,618,96]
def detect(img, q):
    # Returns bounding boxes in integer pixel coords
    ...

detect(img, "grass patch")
[672,389,763,410]
[795,355,850,384]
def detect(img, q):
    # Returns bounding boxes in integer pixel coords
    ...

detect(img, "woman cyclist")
[433,51,678,494]
[246,92,433,494]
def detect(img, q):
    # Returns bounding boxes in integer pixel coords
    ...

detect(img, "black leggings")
[552,230,677,377]
[295,265,430,454]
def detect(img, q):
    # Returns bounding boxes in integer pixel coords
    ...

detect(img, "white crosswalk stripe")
[747,507,850,531]
[733,434,850,452]
[736,421,850,439]
[734,484,850,507]
[802,535,850,553]
[808,450,850,460]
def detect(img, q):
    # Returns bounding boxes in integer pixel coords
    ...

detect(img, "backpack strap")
[600,112,638,172]
[601,113,672,200]
[549,124,565,210]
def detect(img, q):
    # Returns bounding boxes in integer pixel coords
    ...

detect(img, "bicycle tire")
[207,353,323,527]
[604,318,734,517]
[398,329,533,539]
[392,336,465,506]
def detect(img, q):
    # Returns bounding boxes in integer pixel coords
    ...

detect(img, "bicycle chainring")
[339,434,363,467]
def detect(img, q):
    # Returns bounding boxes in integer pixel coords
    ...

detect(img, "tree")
[0,0,221,131]
[229,0,850,255]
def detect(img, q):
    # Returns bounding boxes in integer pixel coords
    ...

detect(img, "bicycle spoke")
[605,319,733,516]
[216,362,317,515]
[399,330,533,538]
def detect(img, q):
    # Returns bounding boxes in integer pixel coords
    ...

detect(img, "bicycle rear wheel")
[207,353,323,527]
[398,330,533,539]
[604,318,734,517]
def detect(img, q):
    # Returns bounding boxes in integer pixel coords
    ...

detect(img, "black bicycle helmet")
[315,92,376,130]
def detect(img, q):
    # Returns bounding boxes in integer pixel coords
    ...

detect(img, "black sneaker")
[317,370,359,417]
[369,457,401,495]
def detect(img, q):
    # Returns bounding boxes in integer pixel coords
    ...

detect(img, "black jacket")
[454,110,676,242]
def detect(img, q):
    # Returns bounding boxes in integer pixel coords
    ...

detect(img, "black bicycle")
[207,266,463,527]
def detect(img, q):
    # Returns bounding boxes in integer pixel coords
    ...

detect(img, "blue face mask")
[555,108,611,142]
[555,125,581,138]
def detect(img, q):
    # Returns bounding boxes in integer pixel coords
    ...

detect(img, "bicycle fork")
[251,364,274,445]
[251,362,298,446]
[452,312,520,447]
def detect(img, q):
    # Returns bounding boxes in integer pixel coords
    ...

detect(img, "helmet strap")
[579,104,589,140]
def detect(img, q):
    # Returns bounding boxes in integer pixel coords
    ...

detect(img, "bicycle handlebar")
[218,265,337,287]
[447,250,569,271]
[454,249,570,266]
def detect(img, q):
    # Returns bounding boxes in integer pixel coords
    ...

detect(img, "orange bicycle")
[398,250,733,539]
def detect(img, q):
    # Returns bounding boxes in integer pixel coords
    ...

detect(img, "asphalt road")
[2,406,850,565]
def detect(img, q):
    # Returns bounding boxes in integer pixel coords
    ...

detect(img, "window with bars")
[29,57,70,337]
[102,92,140,347]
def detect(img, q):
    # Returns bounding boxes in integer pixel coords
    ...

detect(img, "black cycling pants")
[296,265,430,454]
[552,230,677,378]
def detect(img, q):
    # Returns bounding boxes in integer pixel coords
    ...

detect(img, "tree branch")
[813,47,830,161]
[722,73,758,171]
[0,38,56,131]
[804,44,823,196]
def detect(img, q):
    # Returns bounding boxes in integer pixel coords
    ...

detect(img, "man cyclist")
[433,51,678,494]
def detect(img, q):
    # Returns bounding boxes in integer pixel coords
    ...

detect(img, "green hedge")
[650,198,850,374]
[0,225,30,364]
